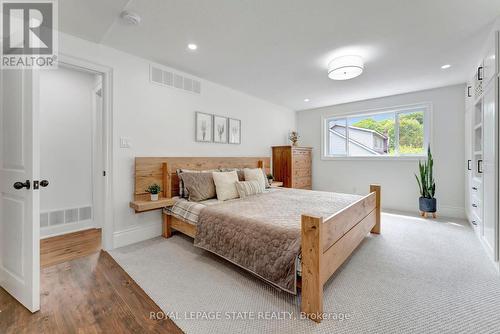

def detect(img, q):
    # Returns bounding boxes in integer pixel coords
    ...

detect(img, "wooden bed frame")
[133,156,381,323]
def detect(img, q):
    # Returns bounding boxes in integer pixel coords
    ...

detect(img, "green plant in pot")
[415,145,436,216]
[267,173,273,184]
[146,184,161,201]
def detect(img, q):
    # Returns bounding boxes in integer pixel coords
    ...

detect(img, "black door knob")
[13,180,30,190]
[40,180,49,187]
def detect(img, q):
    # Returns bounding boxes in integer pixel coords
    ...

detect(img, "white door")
[0,69,40,312]
[482,79,498,260]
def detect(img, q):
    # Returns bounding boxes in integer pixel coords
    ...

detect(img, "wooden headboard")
[133,157,271,201]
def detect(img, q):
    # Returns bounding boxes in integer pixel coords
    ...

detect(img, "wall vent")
[41,206,93,228]
[150,65,201,94]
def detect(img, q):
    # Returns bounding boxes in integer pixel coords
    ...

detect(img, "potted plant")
[415,145,436,217]
[146,184,161,201]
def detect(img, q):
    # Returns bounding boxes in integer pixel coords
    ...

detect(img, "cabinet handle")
[472,220,477,226]
[467,86,472,97]
[477,66,484,81]
[472,187,478,190]
[478,159,483,174]
[472,204,478,208]
[467,159,472,170]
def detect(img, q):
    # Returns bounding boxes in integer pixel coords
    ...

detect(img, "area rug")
[110,213,500,333]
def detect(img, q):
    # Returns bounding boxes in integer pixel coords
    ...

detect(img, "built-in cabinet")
[464,28,499,266]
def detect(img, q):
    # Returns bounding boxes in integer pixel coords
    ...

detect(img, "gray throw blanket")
[193,188,361,294]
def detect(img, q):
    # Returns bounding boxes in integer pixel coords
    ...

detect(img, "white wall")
[297,85,465,218]
[39,67,95,213]
[57,33,295,247]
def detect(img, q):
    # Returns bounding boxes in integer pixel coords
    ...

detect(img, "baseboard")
[113,221,162,249]
[438,205,466,219]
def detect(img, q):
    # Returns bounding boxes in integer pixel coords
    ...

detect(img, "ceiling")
[58,0,500,111]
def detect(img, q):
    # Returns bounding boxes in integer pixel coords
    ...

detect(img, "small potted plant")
[289,131,300,146]
[415,145,436,217]
[267,173,274,185]
[146,184,161,201]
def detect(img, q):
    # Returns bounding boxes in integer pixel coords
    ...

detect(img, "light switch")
[120,137,131,148]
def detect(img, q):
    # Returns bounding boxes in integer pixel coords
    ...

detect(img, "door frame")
[56,54,114,250]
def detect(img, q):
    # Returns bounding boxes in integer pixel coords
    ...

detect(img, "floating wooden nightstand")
[129,197,176,213]
[270,181,283,188]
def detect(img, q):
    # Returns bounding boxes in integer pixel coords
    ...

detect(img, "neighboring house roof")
[329,128,381,155]
[331,124,387,139]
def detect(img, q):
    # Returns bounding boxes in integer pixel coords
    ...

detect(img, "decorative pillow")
[212,171,239,201]
[219,168,245,181]
[235,180,265,199]
[243,168,267,190]
[177,168,217,198]
[180,172,216,202]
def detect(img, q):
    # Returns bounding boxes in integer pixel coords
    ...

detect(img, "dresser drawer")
[293,176,311,189]
[293,168,311,178]
[292,148,311,156]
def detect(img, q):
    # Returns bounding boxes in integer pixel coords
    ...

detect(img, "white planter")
[150,193,159,201]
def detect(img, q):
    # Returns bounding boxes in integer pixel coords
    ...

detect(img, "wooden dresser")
[272,146,312,189]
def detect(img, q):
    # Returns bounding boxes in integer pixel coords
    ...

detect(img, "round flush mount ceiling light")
[120,10,141,25]
[187,43,198,51]
[441,64,451,69]
[303,98,310,102]
[327,55,364,80]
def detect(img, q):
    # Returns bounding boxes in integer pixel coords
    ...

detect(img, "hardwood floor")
[40,228,102,267]
[0,251,183,334]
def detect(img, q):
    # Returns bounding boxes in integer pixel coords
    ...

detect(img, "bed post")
[301,214,323,323]
[370,184,381,234]
[163,213,172,238]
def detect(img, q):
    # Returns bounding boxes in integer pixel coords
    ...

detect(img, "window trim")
[321,102,433,160]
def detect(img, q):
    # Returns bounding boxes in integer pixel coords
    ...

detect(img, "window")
[323,104,430,158]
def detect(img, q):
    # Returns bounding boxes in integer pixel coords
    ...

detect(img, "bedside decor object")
[213,115,228,143]
[146,184,162,201]
[415,145,437,218]
[272,146,312,189]
[195,112,213,142]
[288,131,300,146]
[228,118,241,144]
[267,173,273,184]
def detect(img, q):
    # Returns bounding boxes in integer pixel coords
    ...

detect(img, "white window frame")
[321,102,432,160]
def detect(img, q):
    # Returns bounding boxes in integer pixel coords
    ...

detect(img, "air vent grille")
[41,206,93,228]
[150,65,201,94]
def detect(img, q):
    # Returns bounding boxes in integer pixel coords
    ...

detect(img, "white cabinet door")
[482,79,498,260]
[0,69,40,312]
[482,32,497,85]
[464,106,473,221]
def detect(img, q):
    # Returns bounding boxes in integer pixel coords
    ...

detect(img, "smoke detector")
[120,10,141,25]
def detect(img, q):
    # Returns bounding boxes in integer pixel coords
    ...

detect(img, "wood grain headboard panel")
[134,157,271,200]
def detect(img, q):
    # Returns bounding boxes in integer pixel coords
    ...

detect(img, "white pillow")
[235,180,265,199]
[212,171,239,201]
[243,168,267,190]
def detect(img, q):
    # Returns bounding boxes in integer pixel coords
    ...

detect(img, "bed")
[132,157,381,323]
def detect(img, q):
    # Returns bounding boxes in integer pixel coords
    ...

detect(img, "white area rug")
[110,213,500,333]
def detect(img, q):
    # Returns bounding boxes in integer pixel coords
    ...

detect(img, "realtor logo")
[1,0,58,69]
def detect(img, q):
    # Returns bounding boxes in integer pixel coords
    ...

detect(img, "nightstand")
[270,181,284,188]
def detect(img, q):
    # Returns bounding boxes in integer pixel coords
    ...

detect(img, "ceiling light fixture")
[120,10,141,25]
[187,43,198,51]
[328,55,364,80]
[304,98,310,102]
[441,64,451,69]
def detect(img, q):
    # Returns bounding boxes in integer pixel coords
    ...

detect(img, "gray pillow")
[180,172,216,202]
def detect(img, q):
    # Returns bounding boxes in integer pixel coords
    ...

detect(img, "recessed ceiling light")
[187,43,198,51]
[120,11,141,25]
[304,98,310,102]
[328,55,364,80]
[441,64,451,69]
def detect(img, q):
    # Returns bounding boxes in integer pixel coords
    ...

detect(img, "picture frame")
[195,112,213,142]
[213,115,228,143]
[228,118,241,144]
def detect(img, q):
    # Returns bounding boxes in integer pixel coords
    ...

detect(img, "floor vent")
[41,206,93,228]
[150,65,201,94]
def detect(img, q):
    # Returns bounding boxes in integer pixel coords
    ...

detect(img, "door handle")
[467,160,471,171]
[478,160,483,174]
[40,180,49,187]
[13,180,30,190]
[478,66,484,81]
